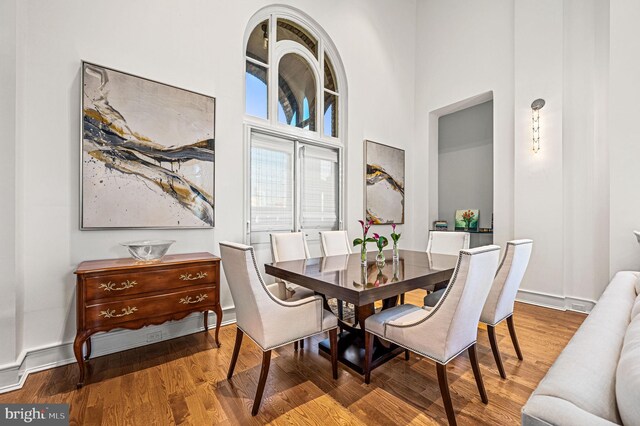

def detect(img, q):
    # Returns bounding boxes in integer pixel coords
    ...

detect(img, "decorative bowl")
[120,240,175,261]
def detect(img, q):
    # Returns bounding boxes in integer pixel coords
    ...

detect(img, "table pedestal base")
[318,330,404,374]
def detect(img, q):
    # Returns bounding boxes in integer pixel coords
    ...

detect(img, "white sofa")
[522,271,640,426]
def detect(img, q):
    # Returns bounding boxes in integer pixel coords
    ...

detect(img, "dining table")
[264,249,458,374]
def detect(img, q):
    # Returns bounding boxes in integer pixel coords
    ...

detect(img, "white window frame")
[242,5,348,244]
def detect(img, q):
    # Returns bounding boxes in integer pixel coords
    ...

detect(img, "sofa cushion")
[616,315,640,426]
[524,271,637,425]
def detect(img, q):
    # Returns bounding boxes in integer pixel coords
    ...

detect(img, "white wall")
[562,0,610,302]
[513,0,565,300]
[438,100,494,229]
[609,0,640,274]
[416,0,610,311]
[413,0,514,252]
[0,0,418,388]
[0,0,18,366]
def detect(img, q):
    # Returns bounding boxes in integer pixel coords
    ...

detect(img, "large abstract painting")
[81,62,215,229]
[365,140,405,224]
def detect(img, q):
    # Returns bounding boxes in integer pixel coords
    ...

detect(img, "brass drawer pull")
[99,280,137,292]
[99,306,138,318]
[179,294,208,304]
[180,272,207,281]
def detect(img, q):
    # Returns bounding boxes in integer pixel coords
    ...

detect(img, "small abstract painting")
[455,209,479,231]
[365,140,405,224]
[81,62,215,229]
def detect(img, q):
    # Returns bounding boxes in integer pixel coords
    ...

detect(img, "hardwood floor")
[0,292,586,425]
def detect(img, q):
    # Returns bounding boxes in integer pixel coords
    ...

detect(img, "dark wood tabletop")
[265,249,458,306]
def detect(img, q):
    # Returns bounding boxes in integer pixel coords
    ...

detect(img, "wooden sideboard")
[73,252,221,387]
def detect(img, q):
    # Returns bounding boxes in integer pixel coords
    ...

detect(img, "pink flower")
[373,233,380,239]
[392,224,396,231]
[368,219,374,226]
[358,220,365,228]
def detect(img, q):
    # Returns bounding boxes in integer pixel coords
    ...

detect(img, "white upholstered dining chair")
[480,239,533,379]
[364,245,501,426]
[219,241,339,416]
[319,230,352,323]
[427,231,470,255]
[320,230,352,256]
[422,231,471,306]
[270,232,317,350]
[269,232,315,301]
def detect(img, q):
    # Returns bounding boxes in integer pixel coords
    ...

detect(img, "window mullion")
[318,39,324,138]
[246,56,269,68]
[269,15,277,125]
[294,140,301,233]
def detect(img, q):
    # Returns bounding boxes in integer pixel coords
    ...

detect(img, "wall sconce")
[531,98,545,153]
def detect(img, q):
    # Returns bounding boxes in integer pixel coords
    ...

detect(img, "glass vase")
[392,242,399,261]
[375,251,386,268]
[360,244,367,265]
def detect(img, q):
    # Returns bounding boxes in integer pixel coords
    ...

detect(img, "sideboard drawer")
[84,263,217,301]
[85,285,218,328]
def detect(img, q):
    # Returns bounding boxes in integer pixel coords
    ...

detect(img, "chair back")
[424,245,500,361]
[219,241,284,347]
[270,232,310,262]
[480,240,533,325]
[320,230,351,256]
[427,231,470,255]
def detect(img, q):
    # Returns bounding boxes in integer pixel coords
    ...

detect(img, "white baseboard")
[516,289,596,313]
[0,307,236,394]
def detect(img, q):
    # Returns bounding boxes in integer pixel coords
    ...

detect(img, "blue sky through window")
[246,72,267,119]
[324,104,332,136]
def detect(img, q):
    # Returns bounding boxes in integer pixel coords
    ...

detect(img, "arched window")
[243,6,347,261]
[245,8,343,140]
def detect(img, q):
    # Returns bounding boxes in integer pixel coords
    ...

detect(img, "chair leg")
[487,325,507,379]
[251,350,272,416]
[400,293,405,304]
[468,344,488,404]
[329,328,338,379]
[337,299,344,320]
[364,331,374,384]
[507,315,524,360]
[436,363,457,426]
[227,328,244,380]
[300,339,304,350]
[404,349,410,361]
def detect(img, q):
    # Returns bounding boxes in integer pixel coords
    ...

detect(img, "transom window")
[245,12,341,139]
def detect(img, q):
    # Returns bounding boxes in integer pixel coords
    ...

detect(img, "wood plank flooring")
[0,292,586,425]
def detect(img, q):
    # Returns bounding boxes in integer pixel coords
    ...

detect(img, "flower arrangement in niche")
[462,210,475,230]
[390,224,401,260]
[353,220,376,265]
[455,209,479,231]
